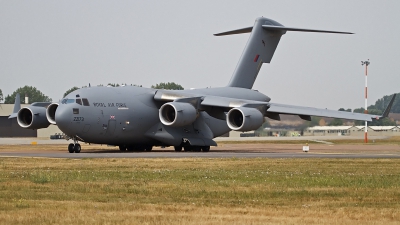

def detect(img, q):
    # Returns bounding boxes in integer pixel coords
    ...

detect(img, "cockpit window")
[61,99,75,104]
[76,99,82,105]
[61,98,89,106]
[82,98,90,106]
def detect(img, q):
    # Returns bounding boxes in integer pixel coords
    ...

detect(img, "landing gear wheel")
[119,145,127,151]
[145,146,153,151]
[126,145,134,151]
[192,146,201,152]
[174,146,182,152]
[74,144,81,153]
[68,143,75,153]
[184,146,192,152]
[201,146,210,152]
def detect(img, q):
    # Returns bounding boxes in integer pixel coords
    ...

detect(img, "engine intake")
[17,106,50,129]
[46,103,59,124]
[159,102,197,127]
[227,107,264,131]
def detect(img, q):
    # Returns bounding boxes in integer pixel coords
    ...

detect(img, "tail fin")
[8,93,21,119]
[215,17,353,89]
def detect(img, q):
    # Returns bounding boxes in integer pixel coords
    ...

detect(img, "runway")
[1,137,399,159]
[0,135,389,145]
[1,151,400,159]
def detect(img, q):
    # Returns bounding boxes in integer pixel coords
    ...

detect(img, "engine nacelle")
[159,102,197,127]
[227,107,264,131]
[17,106,50,129]
[46,103,59,125]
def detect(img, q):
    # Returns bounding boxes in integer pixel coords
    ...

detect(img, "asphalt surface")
[0,135,389,145]
[0,137,399,159]
[1,151,400,159]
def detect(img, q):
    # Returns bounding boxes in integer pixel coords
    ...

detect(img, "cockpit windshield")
[61,98,75,104]
[61,98,90,106]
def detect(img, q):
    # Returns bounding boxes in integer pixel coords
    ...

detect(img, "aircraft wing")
[8,93,21,119]
[8,93,53,119]
[264,93,396,121]
[154,89,395,122]
[263,102,377,121]
[199,94,396,122]
[200,95,263,108]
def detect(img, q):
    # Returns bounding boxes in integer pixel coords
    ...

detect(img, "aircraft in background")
[9,17,396,153]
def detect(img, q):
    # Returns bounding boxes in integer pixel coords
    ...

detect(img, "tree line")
[333,93,400,126]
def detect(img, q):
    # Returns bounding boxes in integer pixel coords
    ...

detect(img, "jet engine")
[17,106,50,129]
[46,103,59,124]
[159,102,197,127]
[227,107,264,131]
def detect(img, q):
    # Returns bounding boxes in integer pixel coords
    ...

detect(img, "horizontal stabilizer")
[262,25,353,34]
[216,17,354,89]
[213,25,353,36]
[213,26,253,36]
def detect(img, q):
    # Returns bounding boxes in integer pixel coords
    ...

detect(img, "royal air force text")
[93,103,127,108]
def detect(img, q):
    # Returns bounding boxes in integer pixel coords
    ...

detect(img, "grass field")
[0,158,399,224]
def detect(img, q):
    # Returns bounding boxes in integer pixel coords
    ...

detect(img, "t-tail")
[214,17,353,89]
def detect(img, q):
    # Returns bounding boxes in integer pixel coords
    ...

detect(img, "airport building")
[0,104,61,138]
[229,125,400,138]
[304,126,400,136]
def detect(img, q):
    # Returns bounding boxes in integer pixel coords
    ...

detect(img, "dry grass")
[0,158,399,224]
[0,144,111,152]
[329,136,400,144]
[216,136,400,145]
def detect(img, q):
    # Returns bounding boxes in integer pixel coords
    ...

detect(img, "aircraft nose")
[55,106,73,134]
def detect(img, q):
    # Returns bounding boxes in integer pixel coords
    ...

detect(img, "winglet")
[8,93,21,119]
[380,94,396,118]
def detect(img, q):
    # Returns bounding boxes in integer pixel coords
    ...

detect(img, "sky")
[1,0,399,110]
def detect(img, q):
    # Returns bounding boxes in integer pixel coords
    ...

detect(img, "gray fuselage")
[55,86,270,146]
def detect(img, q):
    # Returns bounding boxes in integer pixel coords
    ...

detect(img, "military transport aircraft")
[9,17,396,153]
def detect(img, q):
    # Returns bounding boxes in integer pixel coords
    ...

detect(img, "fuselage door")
[106,120,116,135]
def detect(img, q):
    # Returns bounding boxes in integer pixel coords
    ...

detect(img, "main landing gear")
[68,143,81,153]
[174,145,210,152]
[68,138,81,153]
[119,145,153,152]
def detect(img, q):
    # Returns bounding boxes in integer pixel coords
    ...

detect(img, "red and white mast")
[361,59,370,143]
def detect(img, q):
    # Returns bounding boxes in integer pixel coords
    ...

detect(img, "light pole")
[361,59,370,143]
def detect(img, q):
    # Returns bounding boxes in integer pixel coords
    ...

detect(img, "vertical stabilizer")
[215,17,353,89]
[8,93,21,119]
[215,17,285,89]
